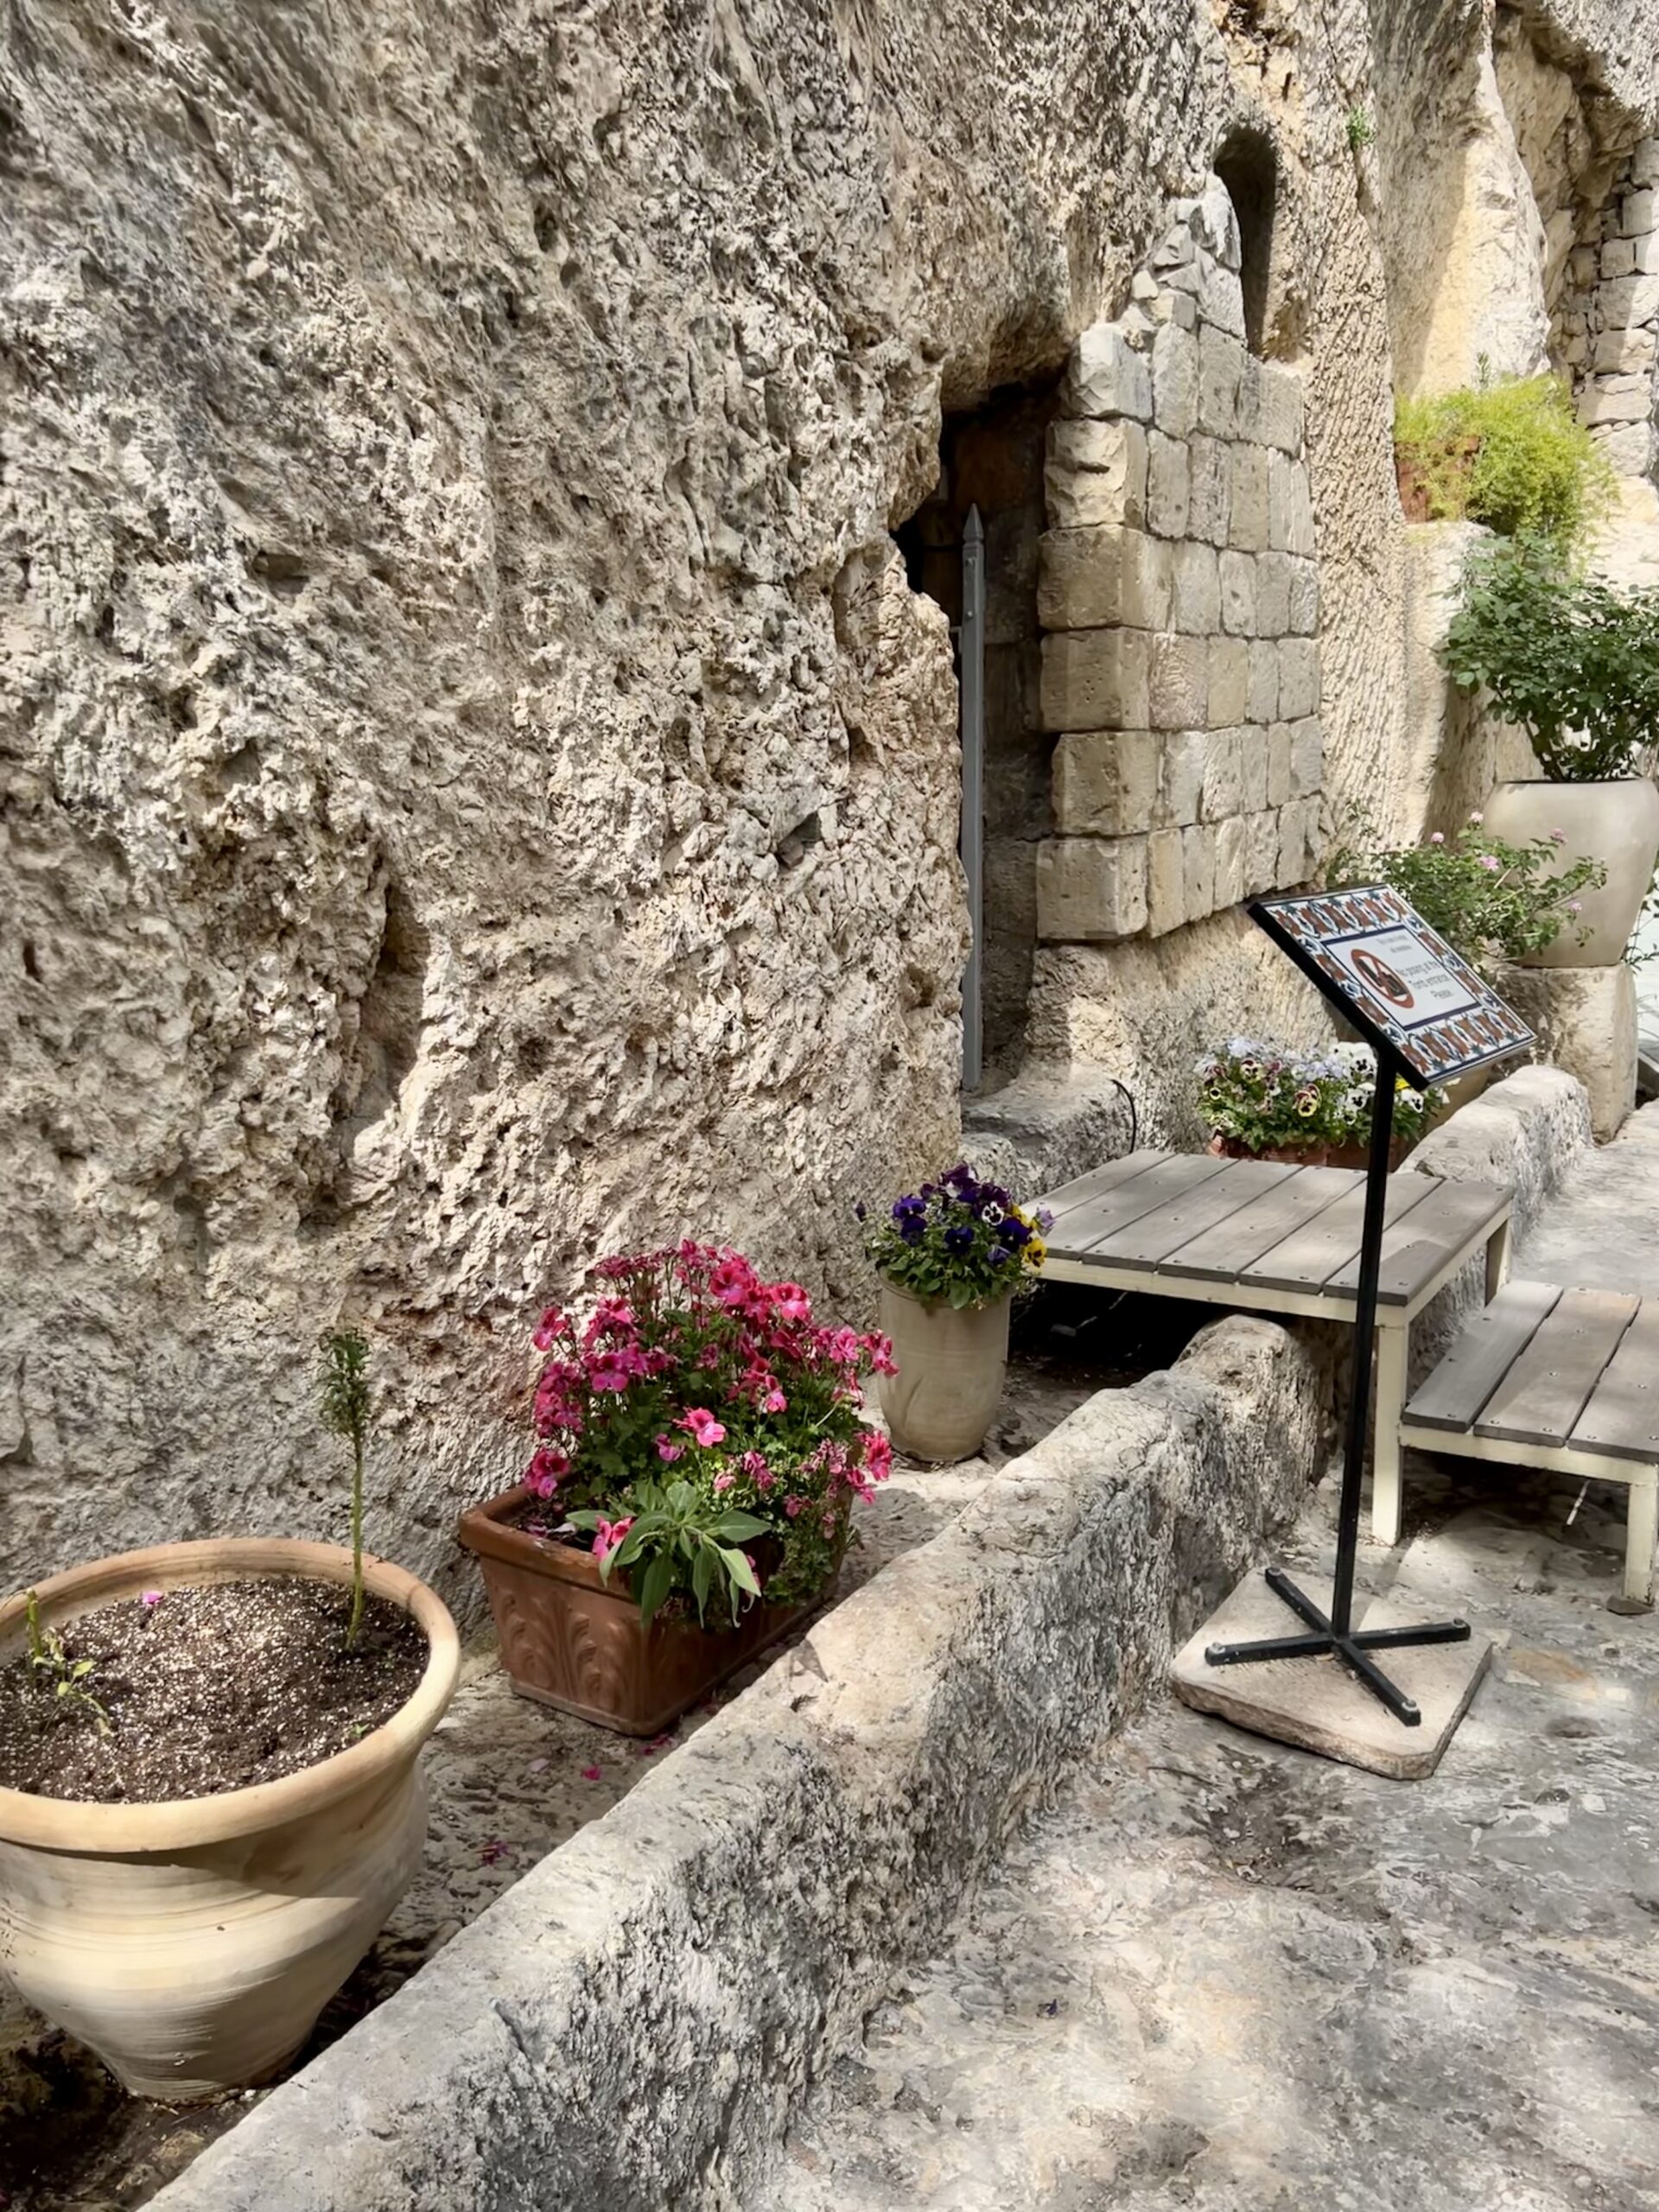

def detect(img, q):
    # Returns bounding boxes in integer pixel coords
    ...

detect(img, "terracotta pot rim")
[0,1538,460,1854]
[875,1278,1014,1315]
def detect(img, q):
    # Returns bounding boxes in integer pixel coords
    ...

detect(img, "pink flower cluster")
[518,1244,895,1555]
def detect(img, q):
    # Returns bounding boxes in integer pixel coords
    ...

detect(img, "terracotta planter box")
[457,1486,829,1737]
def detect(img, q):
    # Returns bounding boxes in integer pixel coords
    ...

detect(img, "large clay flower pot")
[876,1282,1011,1463]
[1482,777,1659,966]
[0,1539,458,2101]
[458,1486,830,1735]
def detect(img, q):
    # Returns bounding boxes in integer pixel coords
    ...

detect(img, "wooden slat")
[1050,1154,1230,1262]
[1103,1160,1300,1267]
[1156,1165,1360,1282]
[1570,1300,1659,1464]
[1476,1287,1641,1449]
[1038,1152,1168,1229]
[1237,1173,1440,1296]
[1404,1281,1562,1433]
[1325,1179,1513,1308]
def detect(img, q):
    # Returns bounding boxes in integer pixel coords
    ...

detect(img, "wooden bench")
[1037,1152,1513,1541]
[1401,1281,1659,1611]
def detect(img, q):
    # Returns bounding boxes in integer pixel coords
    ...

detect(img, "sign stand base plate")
[1173,1569,1492,1781]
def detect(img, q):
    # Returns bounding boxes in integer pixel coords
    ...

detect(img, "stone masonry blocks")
[1249,639,1279,723]
[1277,638,1320,721]
[1169,540,1220,632]
[1198,327,1244,437]
[1268,723,1293,807]
[1147,826,1186,937]
[1183,822,1216,921]
[1207,638,1249,728]
[1214,815,1247,908]
[1150,323,1199,438]
[1255,363,1306,453]
[1063,324,1152,422]
[1046,419,1148,529]
[1288,717,1324,797]
[1201,728,1243,821]
[1156,730,1207,827]
[1188,435,1230,548]
[1230,445,1269,552]
[1147,430,1191,538]
[1037,836,1148,940]
[1052,729,1160,835]
[1038,525,1169,632]
[1147,632,1209,729]
[1041,629,1150,732]
[1255,550,1293,638]
[1219,550,1257,638]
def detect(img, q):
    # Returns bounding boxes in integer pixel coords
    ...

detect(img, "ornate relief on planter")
[458,1486,825,1738]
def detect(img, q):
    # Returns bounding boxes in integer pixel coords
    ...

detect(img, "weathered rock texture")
[3,0,1659,1603]
[142,1315,1330,2212]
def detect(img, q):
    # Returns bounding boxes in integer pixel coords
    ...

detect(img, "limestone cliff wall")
[2,0,1656,1605]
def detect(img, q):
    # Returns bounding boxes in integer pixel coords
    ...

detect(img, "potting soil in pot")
[0,1579,425,1802]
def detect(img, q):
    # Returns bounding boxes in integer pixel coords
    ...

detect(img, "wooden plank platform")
[1040,1152,1510,1319]
[1402,1281,1659,1609]
[1405,1281,1562,1433]
[1475,1287,1640,1449]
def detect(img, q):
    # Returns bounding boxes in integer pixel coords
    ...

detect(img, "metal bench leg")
[1618,1478,1657,1613]
[1370,1324,1407,1548]
[1485,1217,1512,1302]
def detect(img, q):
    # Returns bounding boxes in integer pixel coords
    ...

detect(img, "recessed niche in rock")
[319,876,432,1212]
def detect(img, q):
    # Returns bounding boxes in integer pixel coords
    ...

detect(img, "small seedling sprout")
[318,1327,373,1651]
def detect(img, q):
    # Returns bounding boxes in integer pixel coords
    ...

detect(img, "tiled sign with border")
[1251,885,1535,1086]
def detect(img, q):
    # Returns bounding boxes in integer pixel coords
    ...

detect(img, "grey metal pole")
[959,505,985,1095]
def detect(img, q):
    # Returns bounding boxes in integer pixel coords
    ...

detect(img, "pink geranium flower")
[680,1408,727,1448]
[592,1516,634,1562]
[761,1387,787,1413]
[771,1282,811,1322]
[655,1434,685,1463]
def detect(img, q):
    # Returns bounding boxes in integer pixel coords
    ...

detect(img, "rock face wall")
[2,0,1658,1603]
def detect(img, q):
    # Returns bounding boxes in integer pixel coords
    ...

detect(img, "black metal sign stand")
[1204,1042,1472,1727]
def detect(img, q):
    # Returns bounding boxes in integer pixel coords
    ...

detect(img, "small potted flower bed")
[1197,1039,1446,1167]
[861,1165,1050,1464]
[458,1243,893,1736]
[0,1332,460,2103]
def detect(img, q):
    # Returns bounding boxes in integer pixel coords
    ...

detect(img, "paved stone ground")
[1515,1099,1659,1298]
[766,1459,1659,2212]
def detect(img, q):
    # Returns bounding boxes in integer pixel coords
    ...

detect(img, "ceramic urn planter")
[0,1538,459,2101]
[1482,777,1659,966]
[875,1281,1011,1463]
[458,1485,829,1736]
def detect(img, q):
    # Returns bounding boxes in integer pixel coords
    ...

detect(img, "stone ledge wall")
[146,1315,1329,2212]
[1034,181,1325,947]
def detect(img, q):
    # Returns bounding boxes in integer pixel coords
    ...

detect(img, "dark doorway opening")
[893,370,1064,1090]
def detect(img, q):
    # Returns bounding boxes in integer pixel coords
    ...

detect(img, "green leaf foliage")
[1440,537,1659,781]
[1325,803,1606,972]
[1395,372,1614,552]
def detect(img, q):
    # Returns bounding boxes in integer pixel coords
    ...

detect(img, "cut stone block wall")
[1560,138,1659,480]
[1036,181,1325,947]
[143,1315,1330,2212]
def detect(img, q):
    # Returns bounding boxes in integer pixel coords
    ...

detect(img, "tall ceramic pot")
[0,1538,459,2101]
[1482,777,1659,966]
[876,1282,1011,1463]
